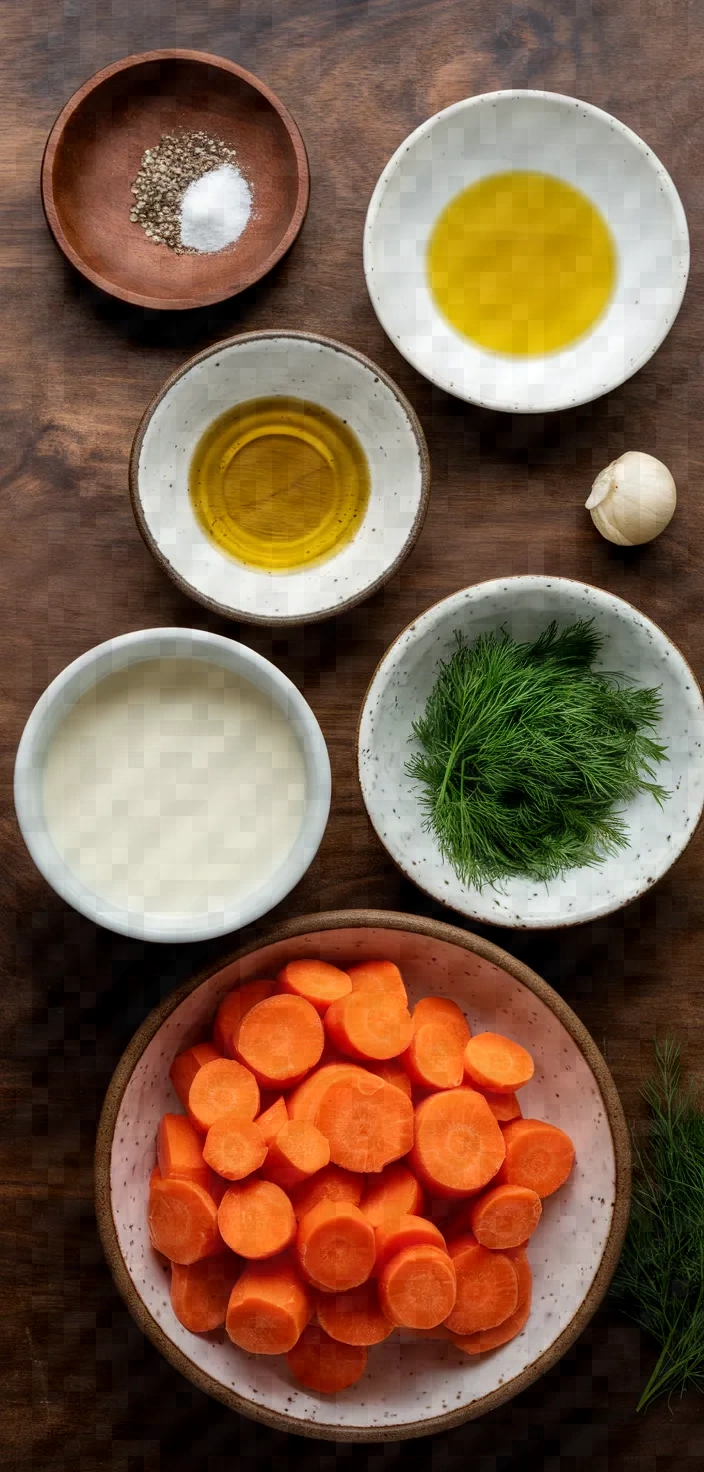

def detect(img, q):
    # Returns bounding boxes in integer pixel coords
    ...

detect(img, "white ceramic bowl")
[358,577,704,928]
[364,91,689,413]
[14,628,331,943]
[95,911,630,1441]
[130,331,430,625]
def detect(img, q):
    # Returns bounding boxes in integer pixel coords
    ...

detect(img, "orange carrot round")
[225,1256,313,1354]
[360,1162,424,1228]
[345,959,408,1005]
[218,1178,296,1259]
[256,1095,289,1147]
[202,1115,267,1181]
[412,996,471,1047]
[170,1255,239,1333]
[316,1281,394,1345]
[403,1022,466,1090]
[374,1214,447,1272]
[450,1246,532,1354]
[464,1032,534,1093]
[364,1057,412,1097]
[469,1184,542,1249]
[236,994,324,1088]
[289,1165,365,1222]
[325,990,413,1061]
[148,1176,221,1264]
[296,1200,376,1291]
[262,1120,331,1190]
[378,1244,457,1329]
[317,1072,414,1173]
[497,1118,575,1196]
[213,979,276,1057]
[287,1062,368,1124]
[411,1088,506,1197]
[444,1233,518,1335]
[286,1324,368,1393]
[157,1112,210,1190]
[475,1087,523,1123]
[277,959,352,1013]
[169,1042,222,1114]
[188,1058,259,1133]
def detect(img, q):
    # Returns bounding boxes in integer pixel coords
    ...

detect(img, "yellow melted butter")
[189,396,371,572]
[427,171,617,356]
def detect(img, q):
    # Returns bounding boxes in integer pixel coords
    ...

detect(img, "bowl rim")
[40,48,311,311]
[357,574,704,929]
[13,626,331,942]
[128,329,432,626]
[363,88,691,413]
[95,907,631,1442]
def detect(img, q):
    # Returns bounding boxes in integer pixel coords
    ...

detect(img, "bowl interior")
[15,630,330,943]
[47,57,304,305]
[134,336,428,622]
[364,92,689,412]
[359,578,704,928]
[108,925,617,1437]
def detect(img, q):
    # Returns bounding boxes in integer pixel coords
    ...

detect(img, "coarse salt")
[179,163,252,254]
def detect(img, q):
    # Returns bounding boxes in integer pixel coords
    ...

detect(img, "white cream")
[42,657,306,917]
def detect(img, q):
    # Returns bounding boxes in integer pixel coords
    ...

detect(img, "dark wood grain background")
[2,1,703,1467]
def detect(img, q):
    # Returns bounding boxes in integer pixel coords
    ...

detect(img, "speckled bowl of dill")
[358,576,704,928]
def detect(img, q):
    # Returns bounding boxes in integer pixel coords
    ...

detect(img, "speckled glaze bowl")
[95,910,630,1441]
[130,331,430,626]
[358,577,704,928]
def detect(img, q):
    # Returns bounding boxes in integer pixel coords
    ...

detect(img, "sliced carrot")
[157,1113,210,1190]
[364,1057,412,1098]
[345,960,408,1004]
[218,1179,296,1259]
[469,1184,542,1249]
[450,1246,532,1354]
[262,1120,330,1190]
[207,1170,229,1207]
[412,996,471,1047]
[188,1058,259,1134]
[256,1095,289,1147]
[317,1072,414,1173]
[496,1118,575,1197]
[170,1254,239,1333]
[316,1280,394,1345]
[277,959,352,1013]
[148,1176,221,1264]
[378,1244,457,1329]
[403,1023,466,1090]
[360,1162,424,1228]
[225,1255,313,1354]
[289,1165,365,1222]
[374,1214,447,1272]
[169,1042,222,1113]
[236,994,324,1088]
[296,1200,376,1291]
[464,1033,534,1093]
[202,1115,267,1181]
[444,1233,518,1335]
[411,1088,506,1197]
[287,1325,368,1393]
[149,1164,161,1190]
[475,1087,523,1124]
[287,1062,367,1123]
[212,979,276,1058]
[325,990,413,1062]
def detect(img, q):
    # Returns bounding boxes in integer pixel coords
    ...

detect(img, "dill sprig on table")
[406,620,667,888]
[611,1040,704,1412]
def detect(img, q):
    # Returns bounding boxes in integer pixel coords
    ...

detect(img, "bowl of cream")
[14,629,331,942]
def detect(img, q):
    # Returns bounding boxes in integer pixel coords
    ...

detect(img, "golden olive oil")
[189,396,370,572]
[427,171,617,356]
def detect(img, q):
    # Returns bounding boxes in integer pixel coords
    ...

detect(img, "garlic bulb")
[586,451,676,546]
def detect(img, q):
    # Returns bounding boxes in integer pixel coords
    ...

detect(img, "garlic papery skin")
[586,451,677,546]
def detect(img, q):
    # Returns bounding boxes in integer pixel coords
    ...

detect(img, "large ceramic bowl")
[95,910,630,1441]
[364,91,689,413]
[130,331,430,625]
[358,577,704,928]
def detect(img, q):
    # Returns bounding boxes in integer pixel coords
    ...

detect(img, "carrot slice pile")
[464,1032,535,1093]
[226,1256,313,1354]
[404,997,471,1091]
[411,1088,506,1197]
[236,994,324,1088]
[286,1325,368,1393]
[444,1233,518,1335]
[188,1058,260,1133]
[296,1200,376,1291]
[345,960,408,1004]
[277,959,352,1012]
[218,1179,296,1259]
[262,1120,331,1190]
[316,1281,394,1345]
[148,1176,220,1264]
[363,1057,412,1097]
[317,1072,414,1173]
[497,1118,576,1196]
[378,1244,457,1329]
[470,1183,542,1249]
[256,1095,289,1146]
[360,1162,424,1227]
[374,1214,447,1272]
[325,990,413,1061]
[213,979,276,1057]
[157,1112,210,1189]
[169,1042,221,1114]
[287,1062,367,1123]
[289,1165,365,1222]
[202,1115,267,1182]
[450,1246,533,1355]
[170,1254,239,1333]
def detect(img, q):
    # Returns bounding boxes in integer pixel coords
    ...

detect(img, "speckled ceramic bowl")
[95,910,630,1441]
[358,577,704,928]
[130,331,430,626]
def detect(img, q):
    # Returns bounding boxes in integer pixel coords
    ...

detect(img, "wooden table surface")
[2,1,703,1466]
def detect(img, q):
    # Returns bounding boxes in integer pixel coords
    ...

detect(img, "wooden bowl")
[95,909,630,1441]
[41,51,309,310]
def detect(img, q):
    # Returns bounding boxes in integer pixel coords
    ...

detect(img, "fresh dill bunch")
[610,1040,704,1412]
[405,620,668,888]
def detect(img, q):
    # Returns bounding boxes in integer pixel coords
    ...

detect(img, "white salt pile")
[179,163,253,254]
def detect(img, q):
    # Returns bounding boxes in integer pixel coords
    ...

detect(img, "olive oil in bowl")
[427,171,617,356]
[189,396,370,572]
